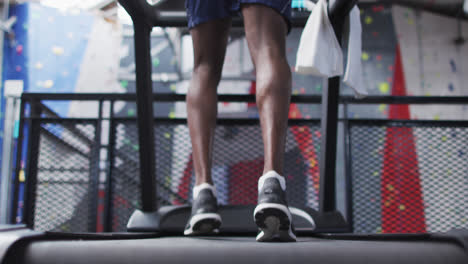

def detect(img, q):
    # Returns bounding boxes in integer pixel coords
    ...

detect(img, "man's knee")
[255,60,291,104]
[193,62,223,84]
[256,56,291,87]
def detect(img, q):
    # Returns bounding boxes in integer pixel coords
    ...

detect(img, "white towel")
[295,0,342,77]
[295,0,368,98]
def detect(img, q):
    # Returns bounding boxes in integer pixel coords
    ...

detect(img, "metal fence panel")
[110,121,321,232]
[33,121,98,232]
[351,123,468,234]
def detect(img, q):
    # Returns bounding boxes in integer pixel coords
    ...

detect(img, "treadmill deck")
[5,235,467,264]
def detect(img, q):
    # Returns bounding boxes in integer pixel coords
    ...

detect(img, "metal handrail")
[20,93,468,105]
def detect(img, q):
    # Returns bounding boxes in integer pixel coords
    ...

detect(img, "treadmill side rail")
[0,226,44,263]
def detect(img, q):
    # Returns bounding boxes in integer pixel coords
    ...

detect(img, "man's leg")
[187,19,231,186]
[242,3,295,242]
[184,19,231,236]
[242,4,291,176]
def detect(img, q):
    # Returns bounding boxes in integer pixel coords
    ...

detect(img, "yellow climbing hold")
[44,80,54,89]
[52,46,65,56]
[378,104,387,112]
[35,62,44,69]
[361,52,370,61]
[19,170,25,182]
[365,16,373,25]
[310,159,316,168]
[379,82,390,94]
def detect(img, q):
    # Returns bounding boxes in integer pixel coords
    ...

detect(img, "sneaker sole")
[253,203,297,242]
[184,213,222,236]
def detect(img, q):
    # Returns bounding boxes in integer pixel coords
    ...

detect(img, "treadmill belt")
[5,236,467,264]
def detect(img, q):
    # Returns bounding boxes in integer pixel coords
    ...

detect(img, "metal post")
[88,100,103,232]
[0,97,17,224]
[343,102,354,232]
[23,101,42,229]
[10,99,25,224]
[133,21,157,212]
[319,0,357,213]
[104,101,115,232]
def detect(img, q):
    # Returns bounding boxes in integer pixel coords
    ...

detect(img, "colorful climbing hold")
[52,46,65,56]
[379,82,390,94]
[315,84,322,92]
[44,80,54,89]
[450,59,457,73]
[152,58,160,67]
[16,45,23,55]
[373,5,385,12]
[378,104,387,113]
[35,62,44,69]
[361,52,370,61]
[448,83,454,92]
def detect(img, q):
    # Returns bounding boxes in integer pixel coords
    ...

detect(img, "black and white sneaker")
[254,171,297,242]
[184,183,222,236]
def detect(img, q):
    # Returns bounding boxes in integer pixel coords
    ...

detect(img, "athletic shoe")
[184,183,222,235]
[254,171,297,242]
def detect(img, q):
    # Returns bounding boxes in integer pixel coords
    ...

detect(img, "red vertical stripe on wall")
[381,45,426,233]
[289,104,320,198]
[175,155,194,205]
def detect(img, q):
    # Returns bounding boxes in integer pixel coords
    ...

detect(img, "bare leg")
[187,19,231,186]
[242,4,292,176]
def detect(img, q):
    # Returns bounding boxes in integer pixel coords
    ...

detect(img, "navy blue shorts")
[185,0,292,33]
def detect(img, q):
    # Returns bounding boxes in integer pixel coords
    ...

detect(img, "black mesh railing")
[350,121,468,234]
[110,120,321,231]
[13,94,468,235]
[33,120,99,232]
